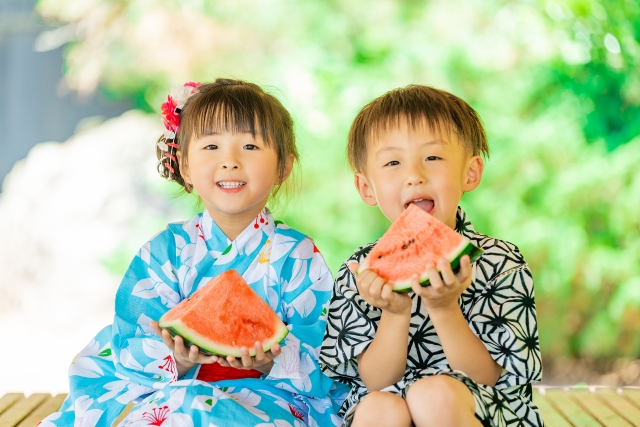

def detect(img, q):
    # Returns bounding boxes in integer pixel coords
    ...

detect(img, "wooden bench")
[1,387,639,426]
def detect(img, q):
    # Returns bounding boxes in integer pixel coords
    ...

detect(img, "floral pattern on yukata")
[320,208,544,427]
[41,209,349,427]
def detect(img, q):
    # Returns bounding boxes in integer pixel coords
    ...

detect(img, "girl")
[41,79,347,427]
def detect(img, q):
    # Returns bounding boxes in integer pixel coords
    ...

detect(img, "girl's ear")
[280,154,295,184]
[462,155,484,192]
[177,151,191,185]
[354,172,378,206]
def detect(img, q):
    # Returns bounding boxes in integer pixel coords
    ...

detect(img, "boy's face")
[354,118,484,229]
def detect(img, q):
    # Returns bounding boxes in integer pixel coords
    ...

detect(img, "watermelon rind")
[162,322,290,358]
[391,239,484,292]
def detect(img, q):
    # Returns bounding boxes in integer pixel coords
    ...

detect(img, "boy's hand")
[216,342,281,373]
[411,255,472,312]
[349,263,412,315]
[150,321,219,375]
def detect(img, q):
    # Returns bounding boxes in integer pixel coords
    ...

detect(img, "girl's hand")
[411,255,472,312]
[216,342,281,374]
[349,263,412,315]
[150,321,219,376]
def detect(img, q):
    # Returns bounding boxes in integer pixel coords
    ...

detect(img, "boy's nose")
[406,172,425,186]
[222,163,239,169]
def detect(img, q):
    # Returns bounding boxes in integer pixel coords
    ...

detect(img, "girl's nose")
[220,154,240,169]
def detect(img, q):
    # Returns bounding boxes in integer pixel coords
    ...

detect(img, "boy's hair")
[347,85,489,172]
[157,78,298,195]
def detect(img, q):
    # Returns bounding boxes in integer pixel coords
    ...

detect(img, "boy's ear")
[354,172,378,206]
[177,151,191,184]
[462,155,484,192]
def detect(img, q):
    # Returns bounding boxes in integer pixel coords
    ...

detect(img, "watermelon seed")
[377,255,382,259]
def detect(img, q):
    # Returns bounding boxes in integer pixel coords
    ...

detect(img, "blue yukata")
[40,209,348,427]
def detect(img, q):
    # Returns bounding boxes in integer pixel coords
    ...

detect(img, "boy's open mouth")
[405,198,434,213]
[217,181,246,189]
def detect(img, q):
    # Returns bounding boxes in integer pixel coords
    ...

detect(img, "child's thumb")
[347,262,360,274]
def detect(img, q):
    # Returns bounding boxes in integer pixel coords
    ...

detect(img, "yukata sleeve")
[110,228,184,391]
[263,236,337,398]
[465,241,542,389]
[319,245,379,385]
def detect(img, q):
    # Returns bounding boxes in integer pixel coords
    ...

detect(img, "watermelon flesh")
[159,270,289,357]
[359,204,483,292]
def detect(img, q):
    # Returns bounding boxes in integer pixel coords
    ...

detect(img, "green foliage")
[36,0,640,361]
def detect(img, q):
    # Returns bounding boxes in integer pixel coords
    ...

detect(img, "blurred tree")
[35,0,640,365]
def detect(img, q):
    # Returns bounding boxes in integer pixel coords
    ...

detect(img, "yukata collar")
[455,206,476,237]
[201,208,275,252]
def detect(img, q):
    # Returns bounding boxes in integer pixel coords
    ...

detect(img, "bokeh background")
[1,0,639,394]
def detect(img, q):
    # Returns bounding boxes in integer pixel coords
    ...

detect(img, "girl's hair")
[156,78,298,199]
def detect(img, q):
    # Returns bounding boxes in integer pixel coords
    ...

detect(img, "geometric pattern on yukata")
[40,208,348,427]
[320,208,544,427]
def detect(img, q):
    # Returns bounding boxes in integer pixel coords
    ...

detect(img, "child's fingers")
[159,329,176,350]
[173,335,189,357]
[425,264,443,290]
[410,274,427,297]
[253,342,265,363]
[368,275,387,299]
[239,347,253,367]
[226,355,241,368]
[438,258,456,286]
[150,321,162,336]
[457,255,471,282]
[348,262,360,274]
[269,343,281,357]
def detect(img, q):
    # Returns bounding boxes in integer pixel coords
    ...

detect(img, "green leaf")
[221,244,233,255]
[98,348,112,357]
[206,399,213,405]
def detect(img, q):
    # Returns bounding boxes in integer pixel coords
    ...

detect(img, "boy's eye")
[384,160,400,166]
[425,156,441,161]
[204,144,218,150]
[243,144,259,150]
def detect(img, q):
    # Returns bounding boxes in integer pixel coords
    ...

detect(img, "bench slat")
[596,389,640,426]
[621,389,640,410]
[0,394,50,427]
[0,394,23,417]
[16,394,66,427]
[570,389,633,427]
[545,389,604,426]
[532,389,574,427]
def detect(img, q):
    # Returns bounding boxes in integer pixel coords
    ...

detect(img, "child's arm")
[411,256,502,386]
[350,264,413,391]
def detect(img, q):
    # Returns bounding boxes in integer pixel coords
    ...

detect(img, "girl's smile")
[217,180,247,192]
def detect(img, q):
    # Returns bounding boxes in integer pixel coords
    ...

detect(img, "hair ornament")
[157,81,201,180]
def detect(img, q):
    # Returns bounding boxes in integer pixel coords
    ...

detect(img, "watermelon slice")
[158,270,289,357]
[358,204,483,292]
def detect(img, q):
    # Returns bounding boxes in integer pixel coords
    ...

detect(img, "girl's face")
[179,131,285,235]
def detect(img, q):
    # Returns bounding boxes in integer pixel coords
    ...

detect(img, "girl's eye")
[243,144,259,150]
[384,160,400,166]
[425,156,440,161]
[204,144,218,150]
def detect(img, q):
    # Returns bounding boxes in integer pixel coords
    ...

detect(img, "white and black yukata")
[320,208,544,427]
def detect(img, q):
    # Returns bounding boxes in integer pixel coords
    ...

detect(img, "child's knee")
[352,391,411,427]
[406,375,475,414]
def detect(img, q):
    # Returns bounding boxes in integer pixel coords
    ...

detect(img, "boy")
[320,85,543,427]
